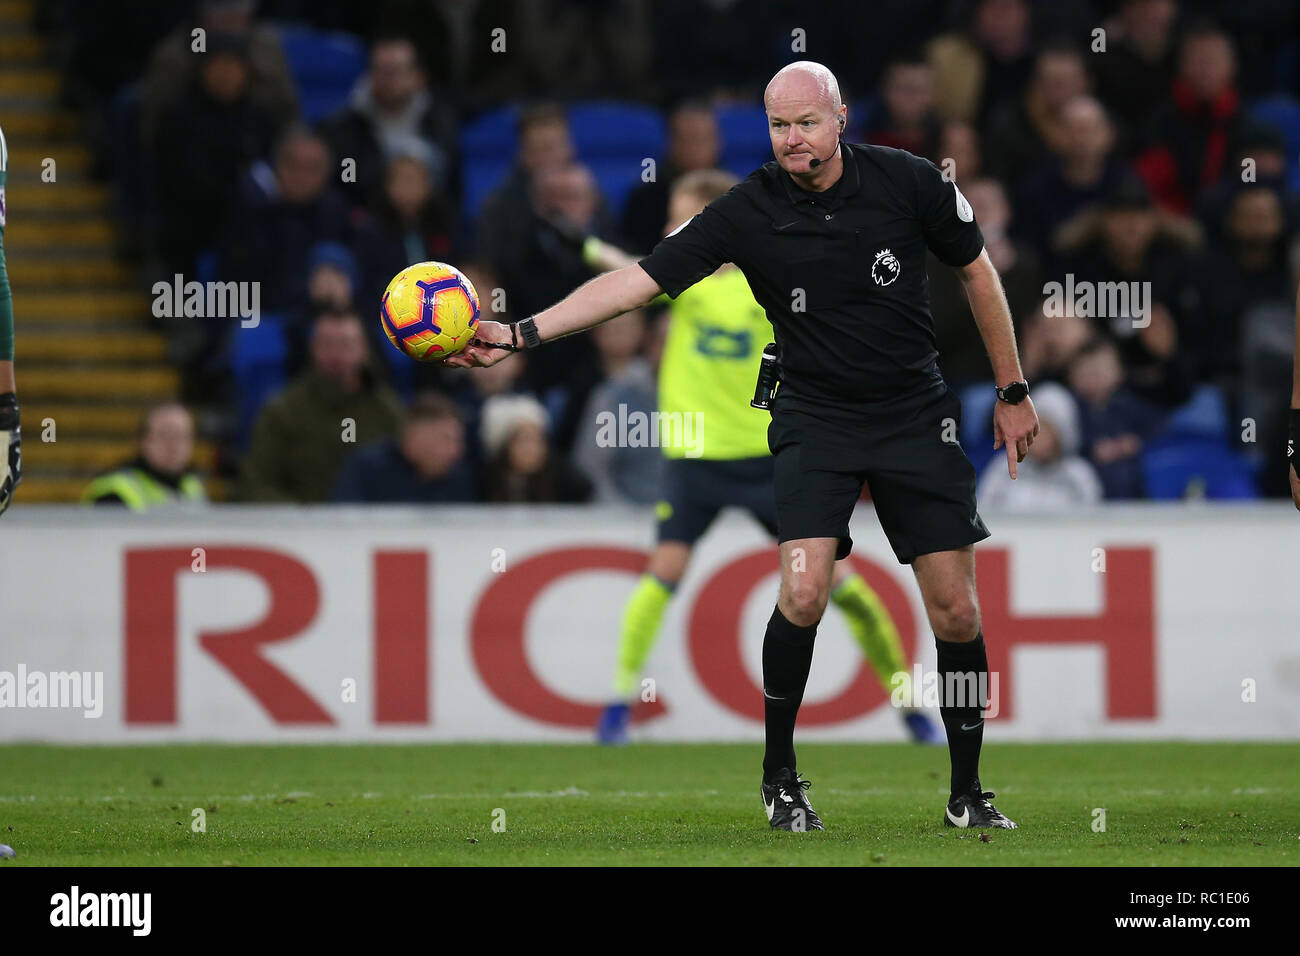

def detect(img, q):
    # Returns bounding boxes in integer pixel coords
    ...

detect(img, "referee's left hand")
[442,319,516,368]
[993,397,1038,479]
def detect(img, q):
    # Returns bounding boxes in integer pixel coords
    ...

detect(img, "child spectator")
[977,382,1101,511]
[285,241,360,377]
[480,395,592,504]
[1067,336,1165,499]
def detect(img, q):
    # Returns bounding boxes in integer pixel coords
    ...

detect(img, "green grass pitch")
[0,742,1295,866]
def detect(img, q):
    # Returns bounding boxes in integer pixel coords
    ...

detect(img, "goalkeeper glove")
[0,392,20,517]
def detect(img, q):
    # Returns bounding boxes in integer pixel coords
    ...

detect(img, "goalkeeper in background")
[572,169,941,745]
[0,123,20,517]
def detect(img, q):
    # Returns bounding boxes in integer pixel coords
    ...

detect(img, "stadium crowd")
[40,0,1300,507]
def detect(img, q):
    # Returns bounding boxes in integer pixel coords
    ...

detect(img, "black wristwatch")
[995,380,1029,404]
[517,315,542,349]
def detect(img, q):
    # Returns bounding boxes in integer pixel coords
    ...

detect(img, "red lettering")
[977,547,1156,718]
[471,547,667,728]
[374,550,429,723]
[688,550,918,725]
[125,547,329,724]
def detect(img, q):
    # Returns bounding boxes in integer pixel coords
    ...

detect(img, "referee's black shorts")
[767,382,991,564]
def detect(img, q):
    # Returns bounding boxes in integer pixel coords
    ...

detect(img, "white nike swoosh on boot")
[946,805,970,827]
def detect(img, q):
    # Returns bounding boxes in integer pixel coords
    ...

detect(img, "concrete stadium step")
[0,0,33,19]
[24,437,137,472]
[15,290,153,323]
[24,438,217,473]
[25,439,215,473]
[6,144,91,178]
[0,31,41,60]
[7,257,136,288]
[4,217,115,248]
[19,404,155,438]
[15,473,229,505]
[8,475,93,504]
[0,69,58,97]
[15,328,168,362]
[19,366,179,400]
[0,111,76,139]
[5,181,111,214]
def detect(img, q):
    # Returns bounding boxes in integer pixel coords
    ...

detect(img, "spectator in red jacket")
[1134,22,1245,214]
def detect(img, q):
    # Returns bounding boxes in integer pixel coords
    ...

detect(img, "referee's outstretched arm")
[444,264,661,368]
[957,247,1039,479]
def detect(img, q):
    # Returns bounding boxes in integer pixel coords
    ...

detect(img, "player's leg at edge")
[597,540,692,745]
[912,544,1017,829]
[828,563,943,744]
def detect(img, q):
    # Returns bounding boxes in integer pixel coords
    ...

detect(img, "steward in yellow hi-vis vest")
[82,461,206,511]
[81,403,207,511]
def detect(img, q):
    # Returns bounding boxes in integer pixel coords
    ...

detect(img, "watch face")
[999,382,1027,403]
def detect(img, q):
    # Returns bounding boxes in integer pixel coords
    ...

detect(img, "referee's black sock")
[936,631,988,798]
[762,605,819,781]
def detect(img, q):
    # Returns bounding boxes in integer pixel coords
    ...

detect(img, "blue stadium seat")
[958,381,998,474]
[715,104,772,179]
[194,248,218,285]
[379,340,415,404]
[588,158,648,221]
[460,102,666,223]
[1141,436,1259,500]
[459,105,520,221]
[1248,95,1300,191]
[276,26,366,124]
[231,314,287,448]
[566,103,665,161]
[461,158,516,224]
[461,104,520,158]
[1161,383,1229,441]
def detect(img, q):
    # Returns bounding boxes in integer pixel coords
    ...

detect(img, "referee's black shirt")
[638,142,985,405]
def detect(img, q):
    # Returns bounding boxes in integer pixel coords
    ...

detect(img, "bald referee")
[451,62,1039,831]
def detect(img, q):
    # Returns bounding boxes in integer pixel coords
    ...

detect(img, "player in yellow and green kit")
[581,169,940,745]
[0,123,22,517]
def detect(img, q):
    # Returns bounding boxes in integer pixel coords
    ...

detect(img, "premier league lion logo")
[871,248,901,286]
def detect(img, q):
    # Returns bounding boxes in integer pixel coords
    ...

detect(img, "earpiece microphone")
[808,116,846,169]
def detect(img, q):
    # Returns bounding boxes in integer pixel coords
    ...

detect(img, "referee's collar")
[778,141,861,209]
